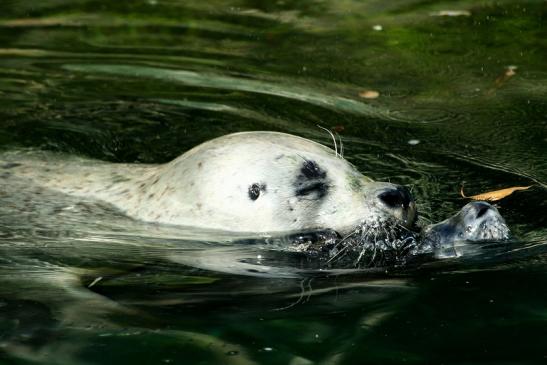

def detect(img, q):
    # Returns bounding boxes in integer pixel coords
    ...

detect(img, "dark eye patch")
[296,181,329,198]
[294,159,329,199]
[301,160,327,180]
[248,183,266,201]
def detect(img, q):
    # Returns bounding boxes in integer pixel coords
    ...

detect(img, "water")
[0,1,546,364]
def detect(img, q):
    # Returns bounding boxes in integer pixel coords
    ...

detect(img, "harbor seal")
[1,132,514,269]
[3,132,417,240]
[420,201,510,258]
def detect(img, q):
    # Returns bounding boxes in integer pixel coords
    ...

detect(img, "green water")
[0,1,546,364]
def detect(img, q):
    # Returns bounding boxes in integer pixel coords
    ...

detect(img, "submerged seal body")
[4,132,417,237]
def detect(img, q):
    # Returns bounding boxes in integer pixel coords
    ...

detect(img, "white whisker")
[316,125,338,158]
[337,133,344,158]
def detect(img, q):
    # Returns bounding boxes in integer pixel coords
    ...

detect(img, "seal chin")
[422,201,510,258]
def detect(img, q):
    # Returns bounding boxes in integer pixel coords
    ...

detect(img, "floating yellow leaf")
[359,90,380,99]
[494,65,517,88]
[485,66,517,96]
[460,185,532,202]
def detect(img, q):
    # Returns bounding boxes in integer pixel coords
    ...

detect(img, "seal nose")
[476,203,490,218]
[378,186,412,209]
[376,185,416,226]
[466,201,493,219]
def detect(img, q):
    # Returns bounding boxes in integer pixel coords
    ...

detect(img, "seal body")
[4,132,417,235]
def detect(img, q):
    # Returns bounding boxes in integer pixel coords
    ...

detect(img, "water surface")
[0,1,546,364]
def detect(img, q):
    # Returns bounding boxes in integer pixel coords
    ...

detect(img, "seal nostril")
[378,187,411,209]
[378,191,401,208]
[476,205,490,218]
[399,187,412,208]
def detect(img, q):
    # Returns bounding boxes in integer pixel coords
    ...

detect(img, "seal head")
[422,201,510,258]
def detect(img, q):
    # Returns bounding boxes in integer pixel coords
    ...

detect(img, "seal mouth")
[325,217,420,267]
[473,217,510,241]
[423,217,510,245]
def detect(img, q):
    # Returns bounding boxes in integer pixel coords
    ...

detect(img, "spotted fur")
[1,132,416,236]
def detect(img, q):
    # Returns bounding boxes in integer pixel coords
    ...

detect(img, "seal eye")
[301,160,327,180]
[248,183,261,201]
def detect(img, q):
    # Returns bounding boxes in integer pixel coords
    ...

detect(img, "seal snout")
[475,202,490,218]
[422,201,510,259]
[463,201,501,224]
[376,185,417,227]
[378,186,413,209]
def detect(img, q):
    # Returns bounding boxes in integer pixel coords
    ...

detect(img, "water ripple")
[64,64,385,117]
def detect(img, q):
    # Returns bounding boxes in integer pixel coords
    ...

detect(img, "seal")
[421,201,510,258]
[4,132,417,239]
